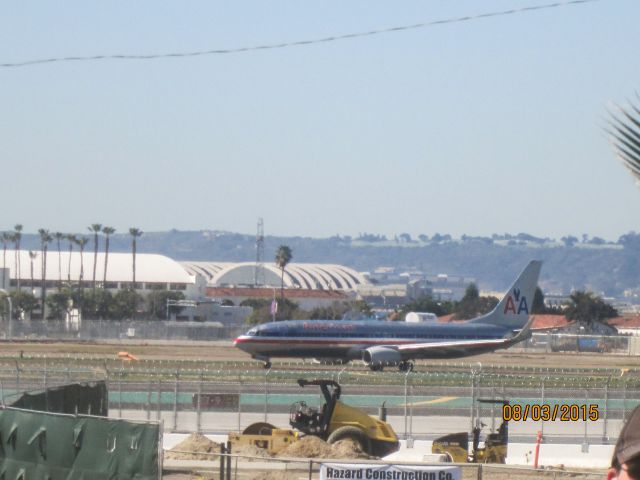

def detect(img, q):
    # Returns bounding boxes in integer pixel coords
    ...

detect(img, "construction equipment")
[228,422,299,454]
[431,399,509,464]
[230,379,399,457]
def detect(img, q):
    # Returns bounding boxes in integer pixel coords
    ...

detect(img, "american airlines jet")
[234,260,542,371]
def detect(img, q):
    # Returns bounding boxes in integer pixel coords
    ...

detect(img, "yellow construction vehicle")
[228,422,300,454]
[431,399,509,464]
[230,378,399,457]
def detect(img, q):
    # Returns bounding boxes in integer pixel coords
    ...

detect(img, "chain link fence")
[1,365,637,446]
[0,319,245,341]
[0,319,638,355]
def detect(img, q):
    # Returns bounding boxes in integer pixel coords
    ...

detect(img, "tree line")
[0,224,184,320]
[240,285,620,327]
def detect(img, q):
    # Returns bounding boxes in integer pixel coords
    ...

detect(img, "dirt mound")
[165,433,219,460]
[231,443,273,459]
[277,436,333,458]
[329,439,371,459]
[276,436,373,459]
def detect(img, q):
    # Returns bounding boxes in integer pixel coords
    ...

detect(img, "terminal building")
[0,250,203,297]
[0,251,370,322]
[0,252,368,296]
[179,261,368,291]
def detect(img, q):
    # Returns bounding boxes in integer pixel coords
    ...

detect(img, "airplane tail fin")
[469,260,542,329]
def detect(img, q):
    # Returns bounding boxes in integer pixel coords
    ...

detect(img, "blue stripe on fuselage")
[246,319,510,341]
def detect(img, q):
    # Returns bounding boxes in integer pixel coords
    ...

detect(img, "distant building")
[205,287,352,310]
[608,316,640,336]
[180,261,368,291]
[425,273,475,301]
[1,250,204,298]
[356,284,409,308]
[169,300,252,326]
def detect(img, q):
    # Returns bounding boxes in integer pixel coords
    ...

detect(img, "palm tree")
[13,224,22,290]
[607,94,640,181]
[1,232,10,289]
[66,234,77,284]
[28,251,37,294]
[38,229,52,312]
[88,223,102,292]
[102,226,115,288]
[76,236,89,293]
[53,232,64,290]
[128,228,143,289]
[275,245,293,300]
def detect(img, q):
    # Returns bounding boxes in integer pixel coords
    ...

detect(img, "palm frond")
[608,94,640,182]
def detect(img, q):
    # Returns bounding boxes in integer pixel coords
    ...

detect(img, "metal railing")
[0,365,637,445]
[162,444,606,480]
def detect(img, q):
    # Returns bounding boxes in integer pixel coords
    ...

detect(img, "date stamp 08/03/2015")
[502,404,600,422]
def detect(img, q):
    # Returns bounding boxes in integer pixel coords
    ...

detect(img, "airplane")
[234,260,542,371]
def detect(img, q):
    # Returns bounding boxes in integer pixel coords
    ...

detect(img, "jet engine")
[362,346,402,370]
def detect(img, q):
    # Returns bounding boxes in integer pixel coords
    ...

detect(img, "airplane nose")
[233,336,250,352]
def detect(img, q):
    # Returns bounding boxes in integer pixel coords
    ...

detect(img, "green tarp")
[11,382,108,416]
[0,383,160,480]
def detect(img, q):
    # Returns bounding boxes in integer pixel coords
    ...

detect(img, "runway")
[0,339,638,372]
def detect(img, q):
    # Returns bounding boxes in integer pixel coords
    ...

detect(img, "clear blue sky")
[2,0,640,241]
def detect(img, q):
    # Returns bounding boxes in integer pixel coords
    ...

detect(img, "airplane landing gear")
[263,361,272,369]
[399,361,414,372]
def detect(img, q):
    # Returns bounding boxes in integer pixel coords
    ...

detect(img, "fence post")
[308,460,314,480]
[540,377,545,437]
[603,376,610,441]
[622,380,627,422]
[219,443,225,480]
[104,361,110,411]
[237,376,242,432]
[197,371,203,433]
[583,388,589,448]
[226,441,231,480]
[403,371,409,437]
[264,367,271,422]
[44,360,49,411]
[470,370,478,433]
[119,368,123,418]
[15,361,20,400]
[490,380,495,431]
[173,369,180,431]
[157,419,164,480]
[156,378,162,422]
[409,371,414,438]
[146,380,152,421]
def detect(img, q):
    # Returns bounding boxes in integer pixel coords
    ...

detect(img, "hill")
[15,230,640,296]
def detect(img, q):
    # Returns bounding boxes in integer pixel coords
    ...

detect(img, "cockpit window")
[247,328,258,336]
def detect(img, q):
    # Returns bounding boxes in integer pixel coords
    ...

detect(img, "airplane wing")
[397,316,534,359]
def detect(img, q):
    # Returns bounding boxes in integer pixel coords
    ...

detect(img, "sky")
[2,0,640,241]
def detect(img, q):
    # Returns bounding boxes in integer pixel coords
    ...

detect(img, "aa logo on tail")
[503,287,529,315]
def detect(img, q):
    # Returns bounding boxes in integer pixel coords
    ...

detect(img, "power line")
[1,0,601,68]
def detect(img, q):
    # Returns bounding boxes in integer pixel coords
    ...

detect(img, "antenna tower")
[254,218,265,286]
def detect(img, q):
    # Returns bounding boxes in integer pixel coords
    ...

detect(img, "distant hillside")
[15,230,640,296]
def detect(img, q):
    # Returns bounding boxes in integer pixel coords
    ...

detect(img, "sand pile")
[328,439,371,459]
[230,443,273,459]
[277,436,333,458]
[165,433,219,460]
[276,436,372,459]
